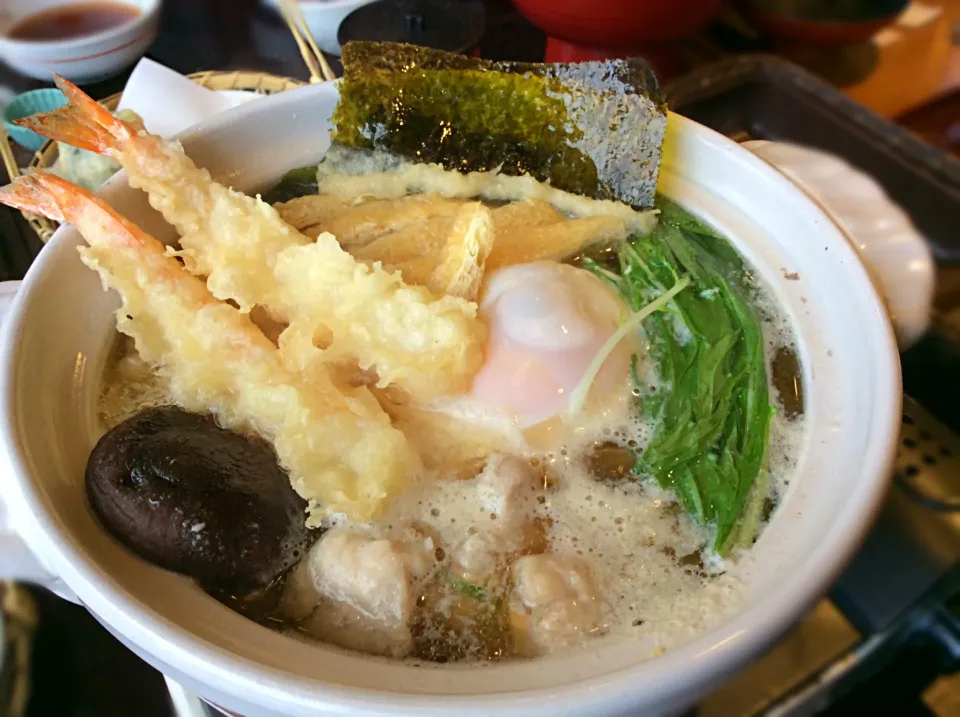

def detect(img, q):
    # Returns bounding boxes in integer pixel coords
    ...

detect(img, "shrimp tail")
[0,173,68,223]
[0,171,144,250]
[13,73,136,156]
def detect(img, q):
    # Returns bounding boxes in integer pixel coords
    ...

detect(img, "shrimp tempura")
[0,171,422,524]
[18,76,485,403]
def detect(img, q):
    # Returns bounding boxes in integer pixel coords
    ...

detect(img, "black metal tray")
[665,54,960,264]
[666,54,960,434]
[666,56,960,715]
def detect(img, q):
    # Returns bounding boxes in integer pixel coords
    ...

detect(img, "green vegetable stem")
[585,197,775,555]
[447,573,489,602]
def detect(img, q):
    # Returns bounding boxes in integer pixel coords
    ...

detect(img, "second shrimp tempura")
[0,172,422,524]
[18,76,485,403]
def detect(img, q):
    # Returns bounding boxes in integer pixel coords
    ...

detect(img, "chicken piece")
[284,527,436,658]
[452,531,503,585]
[279,552,322,622]
[475,454,540,523]
[510,554,603,656]
[449,455,544,585]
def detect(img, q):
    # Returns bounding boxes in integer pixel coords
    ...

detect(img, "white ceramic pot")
[0,82,901,716]
[0,0,161,83]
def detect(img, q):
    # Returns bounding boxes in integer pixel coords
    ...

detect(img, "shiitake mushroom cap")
[86,406,314,593]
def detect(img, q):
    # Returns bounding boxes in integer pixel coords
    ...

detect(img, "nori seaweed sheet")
[332,42,667,208]
[261,166,319,205]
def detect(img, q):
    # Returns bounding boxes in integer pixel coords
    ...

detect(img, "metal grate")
[897,397,960,513]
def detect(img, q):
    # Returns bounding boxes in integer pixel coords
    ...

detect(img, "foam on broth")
[96,260,806,663]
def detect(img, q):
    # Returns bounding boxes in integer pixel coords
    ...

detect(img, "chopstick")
[277,0,337,83]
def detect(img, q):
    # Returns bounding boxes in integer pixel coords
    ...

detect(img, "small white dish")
[261,0,376,56]
[744,139,935,350]
[0,0,161,83]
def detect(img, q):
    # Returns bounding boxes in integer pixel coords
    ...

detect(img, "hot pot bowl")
[0,81,900,717]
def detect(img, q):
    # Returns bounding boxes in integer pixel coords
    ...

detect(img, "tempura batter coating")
[314,160,658,234]
[20,76,485,402]
[130,150,483,401]
[272,232,484,399]
[0,172,422,524]
[276,193,467,247]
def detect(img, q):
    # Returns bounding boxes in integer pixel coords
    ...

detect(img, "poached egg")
[470,261,634,431]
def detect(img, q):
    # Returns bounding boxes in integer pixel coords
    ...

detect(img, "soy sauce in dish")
[7,2,139,41]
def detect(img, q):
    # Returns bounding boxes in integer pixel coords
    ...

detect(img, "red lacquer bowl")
[510,0,726,47]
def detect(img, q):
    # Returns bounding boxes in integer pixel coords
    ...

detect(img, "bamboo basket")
[0,581,37,717]
[9,70,306,243]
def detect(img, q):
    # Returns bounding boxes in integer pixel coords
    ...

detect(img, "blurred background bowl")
[0,0,161,83]
[261,0,377,56]
[509,0,726,46]
[338,0,486,55]
[741,0,910,45]
[744,139,934,349]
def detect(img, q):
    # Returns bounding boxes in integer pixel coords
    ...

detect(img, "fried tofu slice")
[283,192,624,306]
[325,194,466,246]
[394,203,494,301]
[275,194,466,246]
[351,198,626,298]
[274,195,353,239]
[492,199,564,235]
[354,200,562,288]
[486,215,628,271]
[353,214,456,265]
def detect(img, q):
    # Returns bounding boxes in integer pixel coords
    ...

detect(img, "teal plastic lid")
[3,88,68,152]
